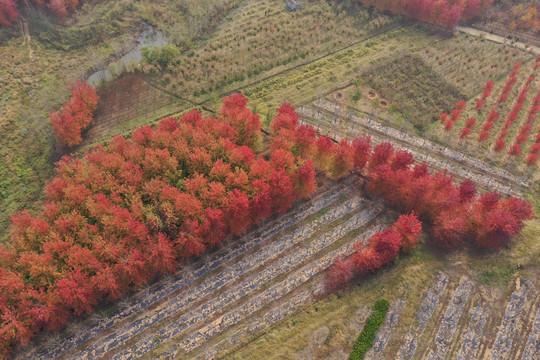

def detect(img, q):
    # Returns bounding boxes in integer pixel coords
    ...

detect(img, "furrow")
[511,288,540,360]
[456,303,490,360]
[73,195,367,359]
[168,225,385,358]
[394,273,450,360]
[33,181,352,360]
[364,298,407,360]
[521,307,540,360]
[489,280,532,360]
[427,277,473,360]
[191,225,385,360]
[194,285,325,360]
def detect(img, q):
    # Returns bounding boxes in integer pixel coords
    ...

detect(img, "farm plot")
[228,269,538,360]
[235,26,436,118]
[430,57,540,175]
[14,177,390,360]
[394,273,450,360]
[355,54,463,130]
[149,0,396,104]
[417,33,533,98]
[297,97,528,196]
[76,73,190,152]
[372,275,539,360]
[342,33,534,133]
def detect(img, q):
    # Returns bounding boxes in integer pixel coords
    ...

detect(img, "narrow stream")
[87,24,169,87]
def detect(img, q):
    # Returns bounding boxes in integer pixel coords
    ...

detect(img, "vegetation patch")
[359,54,462,131]
[418,34,533,97]
[477,263,517,287]
[146,0,395,102]
[433,57,540,173]
[349,299,390,360]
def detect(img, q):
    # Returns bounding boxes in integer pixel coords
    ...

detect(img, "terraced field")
[225,269,539,360]
[297,97,528,196]
[14,177,390,360]
[365,274,539,360]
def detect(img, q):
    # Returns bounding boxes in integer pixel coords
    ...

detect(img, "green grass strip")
[349,299,390,360]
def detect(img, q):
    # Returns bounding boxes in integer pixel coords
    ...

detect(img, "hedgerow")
[50,81,99,147]
[349,299,390,360]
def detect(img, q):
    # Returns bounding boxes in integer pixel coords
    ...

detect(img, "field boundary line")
[139,24,404,109]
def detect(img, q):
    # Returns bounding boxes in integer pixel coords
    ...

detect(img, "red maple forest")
[0,94,534,357]
[1,0,494,29]
[0,0,92,27]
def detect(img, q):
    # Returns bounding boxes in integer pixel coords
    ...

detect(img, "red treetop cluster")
[352,0,494,28]
[0,0,92,27]
[50,81,98,147]
[526,89,540,166]
[0,0,18,27]
[497,62,522,104]
[0,95,317,357]
[270,104,533,253]
[364,141,533,249]
[441,101,466,131]
[475,80,496,111]
[325,212,422,291]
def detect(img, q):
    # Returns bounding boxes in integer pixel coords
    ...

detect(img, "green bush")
[349,299,390,360]
[142,44,181,67]
[352,90,362,102]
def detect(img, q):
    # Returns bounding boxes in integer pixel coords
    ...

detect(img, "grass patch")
[358,54,462,132]
[349,299,390,360]
[306,206,331,222]
[477,263,517,287]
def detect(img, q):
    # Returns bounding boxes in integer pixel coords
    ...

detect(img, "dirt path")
[456,26,540,56]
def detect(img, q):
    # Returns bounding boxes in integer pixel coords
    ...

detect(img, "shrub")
[349,299,390,360]
[142,44,181,68]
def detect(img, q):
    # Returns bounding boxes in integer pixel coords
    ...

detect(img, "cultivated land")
[2,0,540,359]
